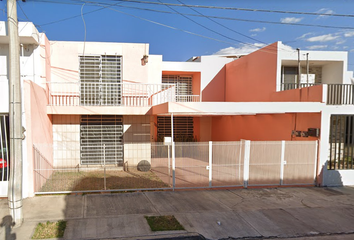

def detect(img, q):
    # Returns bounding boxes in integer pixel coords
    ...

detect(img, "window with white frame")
[79,55,122,105]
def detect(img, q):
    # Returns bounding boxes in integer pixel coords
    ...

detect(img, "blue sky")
[1,0,354,71]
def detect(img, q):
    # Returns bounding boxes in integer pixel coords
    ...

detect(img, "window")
[80,55,122,106]
[80,115,123,165]
[162,75,192,101]
[157,116,194,141]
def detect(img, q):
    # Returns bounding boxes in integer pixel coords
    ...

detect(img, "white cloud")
[306,34,340,42]
[336,40,346,45]
[280,17,303,23]
[316,8,335,19]
[296,32,313,40]
[250,27,266,32]
[213,43,266,56]
[344,31,354,37]
[305,45,328,50]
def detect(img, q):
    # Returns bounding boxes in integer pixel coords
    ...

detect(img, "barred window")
[79,55,122,106]
[157,116,194,142]
[80,115,123,165]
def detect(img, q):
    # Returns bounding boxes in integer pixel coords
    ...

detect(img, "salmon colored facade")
[1,21,354,198]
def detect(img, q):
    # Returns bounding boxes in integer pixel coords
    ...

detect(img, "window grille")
[157,116,194,141]
[329,115,354,170]
[162,75,192,96]
[80,55,122,106]
[80,115,123,165]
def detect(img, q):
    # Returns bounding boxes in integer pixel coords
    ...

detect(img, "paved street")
[1,187,354,239]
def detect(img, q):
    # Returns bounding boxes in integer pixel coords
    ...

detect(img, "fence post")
[280,141,286,185]
[172,141,175,191]
[209,141,212,188]
[243,140,251,188]
[103,144,106,191]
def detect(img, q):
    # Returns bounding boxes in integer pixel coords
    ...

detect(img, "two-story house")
[0,22,353,198]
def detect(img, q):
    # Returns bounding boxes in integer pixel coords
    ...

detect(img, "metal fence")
[33,140,318,194]
[327,84,354,105]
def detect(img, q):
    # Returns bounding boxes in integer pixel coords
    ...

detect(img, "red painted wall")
[211,113,321,141]
[270,85,323,102]
[202,66,226,102]
[224,42,278,102]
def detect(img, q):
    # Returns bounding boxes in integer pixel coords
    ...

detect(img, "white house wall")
[49,41,153,84]
[319,105,354,186]
[322,62,344,84]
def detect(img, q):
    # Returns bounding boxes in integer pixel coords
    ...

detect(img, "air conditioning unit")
[308,128,320,137]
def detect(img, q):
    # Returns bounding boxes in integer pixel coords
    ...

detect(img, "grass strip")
[32,220,67,239]
[145,215,184,231]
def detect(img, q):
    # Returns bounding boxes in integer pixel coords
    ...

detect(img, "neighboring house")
[0,22,353,198]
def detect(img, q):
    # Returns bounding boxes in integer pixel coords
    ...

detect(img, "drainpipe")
[7,0,23,227]
[306,53,309,85]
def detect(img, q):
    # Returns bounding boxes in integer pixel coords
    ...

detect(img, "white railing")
[46,82,200,106]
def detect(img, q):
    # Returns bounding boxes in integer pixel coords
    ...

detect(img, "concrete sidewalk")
[1,187,354,240]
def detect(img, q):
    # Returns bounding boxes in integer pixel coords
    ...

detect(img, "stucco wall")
[202,66,226,102]
[52,115,80,168]
[49,41,153,84]
[24,80,53,197]
[211,113,321,141]
[270,85,323,102]
[224,43,278,102]
[123,115,151,168]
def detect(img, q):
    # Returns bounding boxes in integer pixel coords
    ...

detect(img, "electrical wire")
[156,0,248,45]
[176,0,268,46]
[89,0,354,18]
[31,0,354,30]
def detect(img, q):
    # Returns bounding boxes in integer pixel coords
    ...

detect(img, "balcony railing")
[281,83,318,91]
[46,82,200,107]
[327,84,354,105]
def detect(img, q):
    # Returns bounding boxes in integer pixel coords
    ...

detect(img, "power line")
[81,1,283,55]
[93,0,354,18]
[156,0,248,45]
[176,0,269,46]
[31,0,354,30]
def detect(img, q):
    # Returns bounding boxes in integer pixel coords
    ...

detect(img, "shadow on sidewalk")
[0,215,16,240]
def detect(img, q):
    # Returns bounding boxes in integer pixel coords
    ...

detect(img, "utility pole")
[296,48,301,89]
[7,0,23,227]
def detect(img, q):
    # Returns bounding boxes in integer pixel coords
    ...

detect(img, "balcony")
[280,83,354,105]
[46,82,200,107]
[327,84,354,105]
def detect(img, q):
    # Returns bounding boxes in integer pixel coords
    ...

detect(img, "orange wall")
[270,85,323,102]
[224,42,278,102]
[24,80,53,195]
[211,113,321,141]
[202,66,226,102]
[162,71,201,96]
